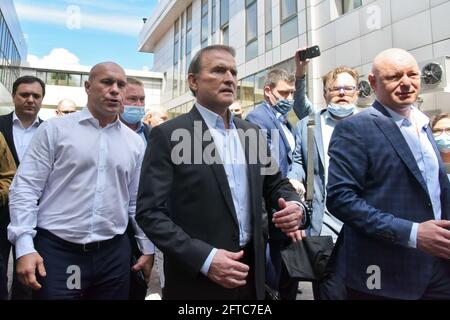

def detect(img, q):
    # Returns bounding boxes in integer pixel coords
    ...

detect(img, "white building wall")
[141,0,450,115]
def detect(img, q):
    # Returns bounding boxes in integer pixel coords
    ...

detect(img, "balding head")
[56,99,77,116]
[368,48,421,115]
[84,61,127,127]
[88,62,125,82]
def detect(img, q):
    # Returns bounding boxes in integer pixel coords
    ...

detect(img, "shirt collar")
[381,103,429,130]
[135,121,145,134]
[12,112,40,127]
[79,106,122,129]
[195,103,234,130]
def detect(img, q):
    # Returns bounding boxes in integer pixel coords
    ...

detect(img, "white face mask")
[435,134,450,153]
[327,103,356,118]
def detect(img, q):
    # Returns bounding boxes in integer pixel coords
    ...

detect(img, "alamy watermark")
[66,5,81,30]
[366,265,381,290]
[66,265,81,290]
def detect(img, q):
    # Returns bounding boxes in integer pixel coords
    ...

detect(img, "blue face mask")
[327,103,356,118]
[272,98,294,116]
[435,134,450,154]
[121,106,145,125]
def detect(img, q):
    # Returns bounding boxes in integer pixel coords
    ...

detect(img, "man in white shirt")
[7,62,154,300]
[0,75,45,300]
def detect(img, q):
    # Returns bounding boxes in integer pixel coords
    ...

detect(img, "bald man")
[8,62,155,299]
[56,99,77,116]
[326,48,450,300]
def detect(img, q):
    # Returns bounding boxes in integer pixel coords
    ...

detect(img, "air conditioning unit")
[357,77,374,107]
[358,79,373,98]
[419,56,450,93]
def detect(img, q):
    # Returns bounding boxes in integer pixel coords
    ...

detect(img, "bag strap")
[306,113,315,204]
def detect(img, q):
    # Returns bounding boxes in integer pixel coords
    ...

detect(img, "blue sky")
[14,0,159,71]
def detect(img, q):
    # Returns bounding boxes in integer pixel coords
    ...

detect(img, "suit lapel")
[371,102,429,195]
[189,106,239,227]
[264,104,292,157]
[314,111,326,170]
[2,113,20,165]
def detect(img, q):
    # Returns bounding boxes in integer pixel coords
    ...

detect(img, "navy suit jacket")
[246,102,297,177]
[0,112,42,227]
[326,101,450,299]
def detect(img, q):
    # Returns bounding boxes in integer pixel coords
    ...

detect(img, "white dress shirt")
[8,107,154,258]
[195,103,251,275]
[383,104,441,248]
[12,112,40,162]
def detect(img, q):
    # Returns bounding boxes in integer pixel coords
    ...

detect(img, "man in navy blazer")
[327,48,450,299]
[246,68,309,300]
[0,75,44,300]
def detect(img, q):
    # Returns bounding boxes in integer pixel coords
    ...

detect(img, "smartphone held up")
[298,45,321,61]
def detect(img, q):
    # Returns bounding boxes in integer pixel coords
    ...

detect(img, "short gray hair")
[188,45,236,76]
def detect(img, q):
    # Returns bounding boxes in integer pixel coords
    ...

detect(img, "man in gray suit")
[287,49,360,299]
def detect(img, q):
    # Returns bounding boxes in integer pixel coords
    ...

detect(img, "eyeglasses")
[327,86,357,95]
[432,128,450,137]
[61,110,76,114]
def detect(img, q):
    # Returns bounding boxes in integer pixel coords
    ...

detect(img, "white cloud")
[16,3,143,36]
[27,48,82,68]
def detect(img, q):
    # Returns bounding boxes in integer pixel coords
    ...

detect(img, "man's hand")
[207,249,249,289]
[295,48,310,79]
[273,198,303,235]
[288,229,306,243]
[417,220,450,259]
[289,179,305,200]
[131,254,154,283]
[16,252,46,290]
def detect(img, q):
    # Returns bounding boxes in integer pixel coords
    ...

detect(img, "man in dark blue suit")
[327,48,450,300]
[119,77,155,300]
[246,69,309,300]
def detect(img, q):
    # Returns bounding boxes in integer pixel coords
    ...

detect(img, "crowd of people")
[0,44,449,300]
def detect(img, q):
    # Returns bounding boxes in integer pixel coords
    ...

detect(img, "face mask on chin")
[327,103,356,118]
[121,105,145,125]
[435,134,450,154]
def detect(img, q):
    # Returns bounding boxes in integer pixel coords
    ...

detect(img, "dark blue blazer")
[246,102,297,177]
[326,101,450,299]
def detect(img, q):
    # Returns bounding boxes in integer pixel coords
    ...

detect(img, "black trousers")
[33,229,131,300]
[237,242,256,300]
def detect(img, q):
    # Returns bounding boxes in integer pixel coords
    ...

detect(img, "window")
[211,0,217,36]
[240,74,255,109]
[264,0,272,51]
[201,0,208,48]
[173,18,180,97]
[220,0,229,45]
[246,0,258,61]
[68,73,81,87]
[280,0,298,44]
[0,9,21,93]
[254,70,267,105]
[222,25,229,45]
[185,5,192,93]
[173,19,180,64]
[220,0,229,27]
[341,0,362,15]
